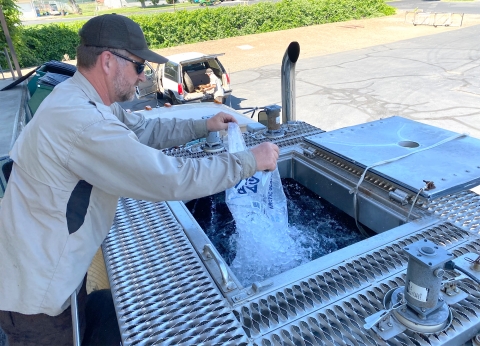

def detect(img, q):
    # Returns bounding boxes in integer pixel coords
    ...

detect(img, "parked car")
[49,2,61,15]
[198,0,221,6]
[136,52,232,104]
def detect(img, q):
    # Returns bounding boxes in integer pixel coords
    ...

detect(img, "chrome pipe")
[281,42,300,124]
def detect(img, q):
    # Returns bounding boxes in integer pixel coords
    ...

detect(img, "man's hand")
[197,84,210,92]
[250,142,279,172]
[206,112,238,132]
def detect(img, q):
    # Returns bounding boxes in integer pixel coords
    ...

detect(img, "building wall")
[17,2,36,19]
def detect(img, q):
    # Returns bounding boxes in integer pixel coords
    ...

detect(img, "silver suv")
[136,52,232,104]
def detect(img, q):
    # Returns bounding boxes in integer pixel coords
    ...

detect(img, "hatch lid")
[305,116,480,201]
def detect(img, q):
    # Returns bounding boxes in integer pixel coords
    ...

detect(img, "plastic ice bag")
[226,123,304,285]
[225,123,288,229]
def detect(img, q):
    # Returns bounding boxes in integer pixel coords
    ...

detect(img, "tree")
[0,0,21,50]
[68,0,82,14]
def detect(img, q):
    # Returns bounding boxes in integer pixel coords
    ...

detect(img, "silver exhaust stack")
[281,41,300,124]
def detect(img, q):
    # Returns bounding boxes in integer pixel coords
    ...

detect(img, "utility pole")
[0,6,22,78]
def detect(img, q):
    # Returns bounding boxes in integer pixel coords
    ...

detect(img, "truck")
[2,43,480,346]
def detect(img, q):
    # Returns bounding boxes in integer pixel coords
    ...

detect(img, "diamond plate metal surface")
[161,122,323,159]
[233,222,476,346]
[103,198,249,346]
[251,271,480,346]
[425,190,480,234]
[101,118,480,346]
[103,192,480,346]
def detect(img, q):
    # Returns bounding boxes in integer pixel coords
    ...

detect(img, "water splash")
[228,207,307,285]
[186,178,367,287]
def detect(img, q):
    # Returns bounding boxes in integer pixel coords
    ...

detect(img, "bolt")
[421,308,426,312]
[387,322,393,327]
[472,260,480,272]
[401,308,407,312]
[378,327,385,332]
[434,268,445,278]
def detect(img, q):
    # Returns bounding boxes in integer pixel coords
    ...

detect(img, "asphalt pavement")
[231,23,480,138]
[388,0,480,15]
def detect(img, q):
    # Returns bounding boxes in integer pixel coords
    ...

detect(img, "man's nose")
[138,71,147,83]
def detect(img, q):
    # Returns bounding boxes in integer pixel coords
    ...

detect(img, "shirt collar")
[72,71,105,106]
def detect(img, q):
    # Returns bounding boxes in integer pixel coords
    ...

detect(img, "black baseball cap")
[79,14,167,64]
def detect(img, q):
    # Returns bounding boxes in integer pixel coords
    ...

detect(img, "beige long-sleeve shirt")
[0,71,256,316]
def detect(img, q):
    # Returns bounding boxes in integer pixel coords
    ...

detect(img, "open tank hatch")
[103,116,480,346]
[186,178,370,286]
[167,116,480,300]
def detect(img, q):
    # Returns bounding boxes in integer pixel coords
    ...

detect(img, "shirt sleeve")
[110,103,208,149]
[66,119,257,202]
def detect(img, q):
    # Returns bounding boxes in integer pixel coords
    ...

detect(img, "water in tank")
[186,178,370,286]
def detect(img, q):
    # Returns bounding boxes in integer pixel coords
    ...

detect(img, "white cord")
[406,187,424,223]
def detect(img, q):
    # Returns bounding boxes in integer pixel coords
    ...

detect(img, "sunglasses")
[108,51,145,75]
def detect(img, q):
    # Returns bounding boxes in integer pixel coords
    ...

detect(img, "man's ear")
[99,51,114,75]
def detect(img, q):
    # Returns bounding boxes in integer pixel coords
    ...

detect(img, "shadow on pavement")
[225,95,248,110]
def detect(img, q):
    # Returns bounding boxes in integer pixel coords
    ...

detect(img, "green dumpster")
[27,84,54,116]
[27,70,46,96]
[27,65,48,96]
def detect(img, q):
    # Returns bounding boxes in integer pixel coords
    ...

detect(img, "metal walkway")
[103,121,480,345]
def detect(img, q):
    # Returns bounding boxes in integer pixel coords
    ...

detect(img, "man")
[203,67,225,104]
[0,14,279,345]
